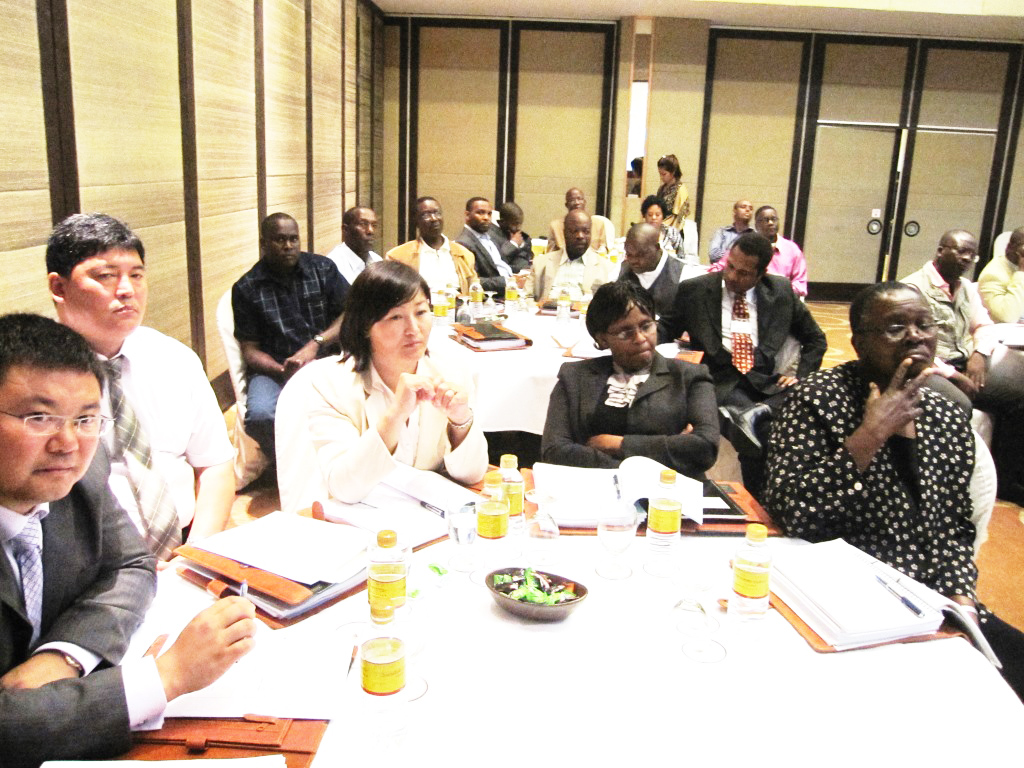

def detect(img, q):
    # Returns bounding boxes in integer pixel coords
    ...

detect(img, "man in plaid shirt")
[232,213,349,467]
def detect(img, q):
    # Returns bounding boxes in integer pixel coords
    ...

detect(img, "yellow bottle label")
[477,501,509,539]
[432,302,449,317]
[471,288,485,302]
[361,637,405,695]
[506,286,519,301]
[733,559,770,599]
[502,482,524,518]
[368,568,406,608]
[648,499,682,535]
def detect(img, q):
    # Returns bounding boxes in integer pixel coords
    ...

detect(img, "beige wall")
[514,29,607,238]
[699,37,804,261]
[416,25,501,242]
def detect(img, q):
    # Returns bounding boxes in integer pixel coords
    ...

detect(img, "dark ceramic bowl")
[485,567,588,622]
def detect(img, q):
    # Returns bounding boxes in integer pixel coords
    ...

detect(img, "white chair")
[275,356,337,514]
[970,428,996,558]
[992,230,1012,262]
[215,289,269,489]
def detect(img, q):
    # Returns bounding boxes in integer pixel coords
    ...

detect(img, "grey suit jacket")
[541,352,719,478]
[455,227,507,296]
[617,258,682,318]
[0,450,157,768]
[656,272,827,401]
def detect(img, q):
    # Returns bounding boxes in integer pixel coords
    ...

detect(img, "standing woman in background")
[656,154,689,227]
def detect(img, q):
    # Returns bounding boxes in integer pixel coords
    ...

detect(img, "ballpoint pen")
[875,574,925,617]
[420,500,445,517]
[239,579,249,599]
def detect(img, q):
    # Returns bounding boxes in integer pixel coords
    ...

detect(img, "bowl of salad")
[485,567,587,621]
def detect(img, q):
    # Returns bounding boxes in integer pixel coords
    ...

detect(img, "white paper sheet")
[189,511,370,585]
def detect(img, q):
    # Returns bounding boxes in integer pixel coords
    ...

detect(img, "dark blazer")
[541,352,720,478]
[487,223,532,273]
[657,272,827,401]
[0,450,157,768]
[455,227,508,296]
[617,258,683,318]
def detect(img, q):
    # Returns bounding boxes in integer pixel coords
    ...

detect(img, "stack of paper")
[772,539,947,649]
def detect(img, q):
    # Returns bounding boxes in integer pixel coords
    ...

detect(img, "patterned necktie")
[104,357,181,560]
[732,293,755,375]
[11,514,43,648]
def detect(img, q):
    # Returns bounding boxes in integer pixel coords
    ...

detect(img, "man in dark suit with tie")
[657,232,826,496]
[455,196,515,297]
[0,313,256,768]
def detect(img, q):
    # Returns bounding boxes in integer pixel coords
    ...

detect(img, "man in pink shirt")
[708,205,807,297]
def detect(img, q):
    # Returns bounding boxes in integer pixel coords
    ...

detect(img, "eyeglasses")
[607,320,657,341]
[859,322,938,342]
[0,411,113,437]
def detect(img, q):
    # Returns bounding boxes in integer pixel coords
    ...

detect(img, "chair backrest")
[969,428,996,559]
[992,230,1012,263]
[275,356,336,514]
[216,289,248,409]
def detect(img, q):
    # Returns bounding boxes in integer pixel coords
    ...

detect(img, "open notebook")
[772,538,1000,665]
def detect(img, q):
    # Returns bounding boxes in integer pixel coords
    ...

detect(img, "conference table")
[135,525,1024,767]
[428,311,612,435]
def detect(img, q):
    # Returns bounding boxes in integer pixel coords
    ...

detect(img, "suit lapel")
[705,276,723,354]
[633,355,670,402]
[0,541,28,628]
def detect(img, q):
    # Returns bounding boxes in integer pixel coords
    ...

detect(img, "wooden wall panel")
[312,0,343,255]
[0,0,52,315]
[193,0,259,377]
[372,14,385,221]
[264,0,307,225]
[344,0,358,211]
[416,26,501,241]
[69,0,189,344]
[356,2,374,208]
[514,29,605,238]
[382,23,402,251]
[700,37,803,260]
[608,16,635,236]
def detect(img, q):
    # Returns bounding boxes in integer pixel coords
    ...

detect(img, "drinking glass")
[447,501,478,573]
[673,596,727,664]
[596,501,639,580]
[524,492,561,566]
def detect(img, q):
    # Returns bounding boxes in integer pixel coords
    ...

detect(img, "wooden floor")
[229,300,1024,629]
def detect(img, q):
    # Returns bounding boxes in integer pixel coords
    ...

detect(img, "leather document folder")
[122,715,328,768]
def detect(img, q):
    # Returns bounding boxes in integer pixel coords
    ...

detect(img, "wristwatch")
[313,334,325,346]
[47,650,85,677]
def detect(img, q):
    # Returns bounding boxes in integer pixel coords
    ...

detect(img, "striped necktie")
[11,514,43,647]
[732,293,755,375]
[105,357,181,560]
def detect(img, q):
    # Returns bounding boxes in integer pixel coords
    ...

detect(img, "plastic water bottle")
[500,454,525,537]
[645,469,681,577]
[556,287,572,325]
[729,523,772,620]
[469,281,485,319]
[361,603,405,696]
[505,276,520,314]
[367,529,407,611]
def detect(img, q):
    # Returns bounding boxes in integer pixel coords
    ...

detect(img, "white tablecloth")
[141,533,1024,767]
[429,312,605,435]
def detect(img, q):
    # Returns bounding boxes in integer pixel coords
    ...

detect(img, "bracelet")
[448,412,474,430]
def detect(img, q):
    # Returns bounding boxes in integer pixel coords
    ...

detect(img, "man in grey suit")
[0,313,256,768]
[617,222,682,317]
[657,232,826,497]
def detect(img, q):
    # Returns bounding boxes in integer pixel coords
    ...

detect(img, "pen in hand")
[239,580,249,600]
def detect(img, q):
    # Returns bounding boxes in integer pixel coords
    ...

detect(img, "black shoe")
[719,403,771,457]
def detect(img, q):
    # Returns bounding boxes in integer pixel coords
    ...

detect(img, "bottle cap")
[659,469,677,485]
[746,523,768,542]
[500,454,519,470]
[377,529,398,548]
[370,602,395,624]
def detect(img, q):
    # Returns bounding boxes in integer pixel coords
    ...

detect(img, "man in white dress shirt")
[325,206,381,285]
[455,196,514,297]
[46,214,235,556]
